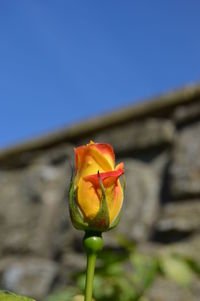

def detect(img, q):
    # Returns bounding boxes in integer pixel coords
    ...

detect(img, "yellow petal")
[77,178,100,220]
[106,180,123,223]
[89,143,115,171]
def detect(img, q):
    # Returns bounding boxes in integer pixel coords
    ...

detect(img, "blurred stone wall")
[0,85,200,300]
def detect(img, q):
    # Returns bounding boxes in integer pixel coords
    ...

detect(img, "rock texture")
[106,159,159,243]
[93,119,175,154]
[170,121,200,198]
[156,200,200,234]
[173,102,200,126]
[146,277,200,301]
[2,257,58,300]
[0,85,200,300]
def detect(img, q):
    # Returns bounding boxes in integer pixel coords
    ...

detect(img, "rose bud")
[69,141,125,232]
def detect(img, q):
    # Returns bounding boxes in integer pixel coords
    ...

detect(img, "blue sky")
[1,1,200,148]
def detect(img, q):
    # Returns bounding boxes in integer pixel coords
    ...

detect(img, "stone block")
[2,257,58,300]
[156,200,200,234]
[170,121,200,198]
[93,119,175,154]
[0,161,71,258]
[146,276,200,301]
[104,158,160,245]
[173,102,200,126]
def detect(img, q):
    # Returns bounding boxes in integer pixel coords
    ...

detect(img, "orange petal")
[88,142,115,171]
[74,145,86,173]
[75,142,115,178]
[84,167,124,188]
[115,162,124,171]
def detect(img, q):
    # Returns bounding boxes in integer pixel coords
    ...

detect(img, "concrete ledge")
[0,83,200,163]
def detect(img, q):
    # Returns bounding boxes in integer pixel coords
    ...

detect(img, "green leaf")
[115,234,135,251]
[0,291,36,301]
[130,253,158,294]
[160,255,193,286]
[44,288,78,301]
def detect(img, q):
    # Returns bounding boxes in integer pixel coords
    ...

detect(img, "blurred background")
[1,1,200,148]
[0,1,200,301]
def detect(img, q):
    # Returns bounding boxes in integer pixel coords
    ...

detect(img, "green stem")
[85,252,96,301]
[83,232,103,301]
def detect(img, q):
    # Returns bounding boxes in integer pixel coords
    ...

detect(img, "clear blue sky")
[1,1,200,148]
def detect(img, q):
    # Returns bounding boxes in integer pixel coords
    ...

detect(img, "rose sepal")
[108,212,121,230]
[69,171,112,232]
[88,171,110,232]
[69,174,89,230]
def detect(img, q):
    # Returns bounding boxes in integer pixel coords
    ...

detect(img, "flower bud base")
[83,232,103,301]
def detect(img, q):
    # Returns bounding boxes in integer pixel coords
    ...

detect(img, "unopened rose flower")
[69,141,125,232]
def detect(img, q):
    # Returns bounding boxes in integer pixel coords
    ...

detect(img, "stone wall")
[0,85,200,300]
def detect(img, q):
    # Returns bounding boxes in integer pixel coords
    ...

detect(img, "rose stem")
[83,232,103,301]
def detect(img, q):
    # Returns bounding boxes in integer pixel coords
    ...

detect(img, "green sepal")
[88,171,110,232]
[108,211,121,231]
[122,174,126,195]
[69,173,89,230]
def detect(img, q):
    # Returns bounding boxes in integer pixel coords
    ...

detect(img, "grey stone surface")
[60,252,86,286]
[146,277,200,301]
[138,233,200,265]
[2,257,58,300]
[0,159,71,257]
[170,121,200,198]
[23,162,70,257]
[0,170,42,255]
[160,234,200,264]
[173,102,200,125]
[31,143,74,166]
[93,119,175,153]
[1,95,200,299]
[156,200,200,233]
[151,151,169,178]
[104,158,160,245]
